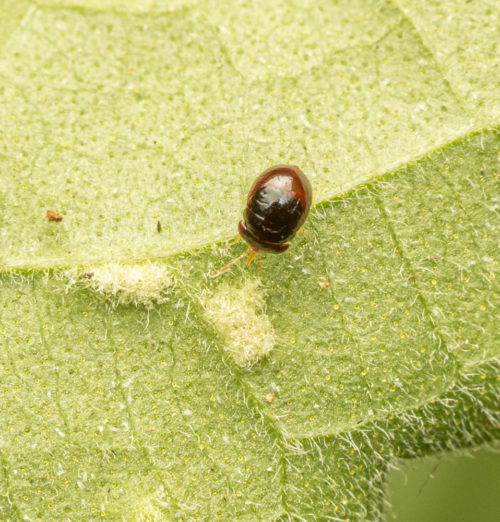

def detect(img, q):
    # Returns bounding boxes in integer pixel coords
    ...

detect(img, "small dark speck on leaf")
[46,209,63,222]
[82,272,94,280]
[157,220,162,233]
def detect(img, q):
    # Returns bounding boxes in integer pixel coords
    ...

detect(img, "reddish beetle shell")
[238,165,312,253]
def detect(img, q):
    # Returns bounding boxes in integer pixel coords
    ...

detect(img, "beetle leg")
[209,247,250,278]
[245,250,256,267]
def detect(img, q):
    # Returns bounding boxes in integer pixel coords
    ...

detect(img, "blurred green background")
[387,446,500,521]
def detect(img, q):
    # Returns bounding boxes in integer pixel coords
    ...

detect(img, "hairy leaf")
[0,1,498,520]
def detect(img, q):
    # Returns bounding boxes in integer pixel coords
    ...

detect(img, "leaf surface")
[0,1,499,520]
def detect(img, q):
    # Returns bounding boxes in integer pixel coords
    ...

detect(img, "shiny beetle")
[213,165,312,276]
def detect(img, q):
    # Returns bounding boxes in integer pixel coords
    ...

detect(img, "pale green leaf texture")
[0,0,499,520]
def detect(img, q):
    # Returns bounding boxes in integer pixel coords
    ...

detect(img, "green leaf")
[1,1,498,520]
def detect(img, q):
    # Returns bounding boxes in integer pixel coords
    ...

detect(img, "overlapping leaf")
[0,1,499,519]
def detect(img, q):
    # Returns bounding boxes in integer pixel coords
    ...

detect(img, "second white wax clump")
[202,280,276,368]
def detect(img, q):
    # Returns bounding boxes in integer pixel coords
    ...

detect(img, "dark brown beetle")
[213,165,312,276]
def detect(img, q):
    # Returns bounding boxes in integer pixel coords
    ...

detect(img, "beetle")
[212,165,312,276]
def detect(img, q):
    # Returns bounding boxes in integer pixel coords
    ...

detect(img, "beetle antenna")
[209,246,251,278]
[221,235,241,251]
[312,181,329,206]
